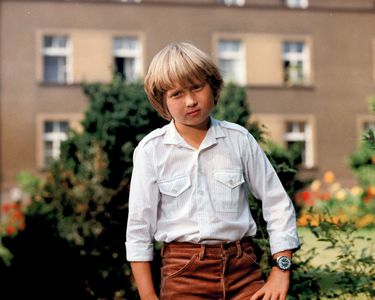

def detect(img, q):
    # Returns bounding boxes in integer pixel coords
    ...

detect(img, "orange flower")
[1,203,16,213]
[356,214,375,228]
[319,191,331,201]
[11,210,24,221]
[18,220,25,231]
[367,186,375,197]
[310,180,321,192]
[323,171,335,184]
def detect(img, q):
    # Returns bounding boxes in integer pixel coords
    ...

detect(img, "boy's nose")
[186,93,197,106]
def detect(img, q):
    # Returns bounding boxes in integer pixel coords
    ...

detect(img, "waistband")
[161,236,254,260]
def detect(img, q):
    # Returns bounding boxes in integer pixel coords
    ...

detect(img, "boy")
[126,42,300,300]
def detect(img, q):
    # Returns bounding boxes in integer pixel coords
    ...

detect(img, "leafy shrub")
[0,79,305,299]
[349,98,375,189]
[348,144,375,189]
[291,219,375,300]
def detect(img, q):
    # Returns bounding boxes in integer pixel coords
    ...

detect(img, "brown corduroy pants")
[160,237,265,300]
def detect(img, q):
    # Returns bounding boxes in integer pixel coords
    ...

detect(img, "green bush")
[290,219,375,300]
[363,99,375,150]
[0,79,306,299]
[348,144,375,189]
[349,98,375,189]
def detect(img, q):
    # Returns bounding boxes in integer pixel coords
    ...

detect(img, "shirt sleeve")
[125,143,160,261]
[243,133,300,255]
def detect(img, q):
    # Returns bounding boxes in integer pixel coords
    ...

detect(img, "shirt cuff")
[269,232,301,255]
[126,242,154,261]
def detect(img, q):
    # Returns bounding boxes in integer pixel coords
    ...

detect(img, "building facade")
[1,0,375,202]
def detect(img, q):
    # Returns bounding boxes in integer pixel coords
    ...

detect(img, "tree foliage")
[0,77,306,299]
[364,99,375,150]
[348,98,375,189]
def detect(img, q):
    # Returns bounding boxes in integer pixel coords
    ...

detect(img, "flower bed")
[0,202,25,236]
[295,171,375,228]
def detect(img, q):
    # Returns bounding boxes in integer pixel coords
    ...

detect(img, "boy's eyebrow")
[166,87,182,96]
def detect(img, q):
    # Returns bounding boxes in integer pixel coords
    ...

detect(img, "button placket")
[196,152,203,196]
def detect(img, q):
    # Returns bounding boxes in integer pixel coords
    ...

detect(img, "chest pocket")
[159,175,191,197]
[213,170,245,212]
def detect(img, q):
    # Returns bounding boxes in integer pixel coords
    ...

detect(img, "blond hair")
[144,42,223,120]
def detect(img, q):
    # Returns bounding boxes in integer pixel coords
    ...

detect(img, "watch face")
[276,256,292,270]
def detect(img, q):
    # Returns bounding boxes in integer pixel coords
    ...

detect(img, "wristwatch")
[271,256,292,271]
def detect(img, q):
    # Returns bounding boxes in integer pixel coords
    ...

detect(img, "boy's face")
[164,82,215,131]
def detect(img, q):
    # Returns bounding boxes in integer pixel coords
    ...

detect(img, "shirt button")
[198,190,204,195]
[229,179,234,185]
[172,189,177,194]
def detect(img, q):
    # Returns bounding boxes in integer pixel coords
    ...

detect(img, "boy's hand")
[250,267,290,300]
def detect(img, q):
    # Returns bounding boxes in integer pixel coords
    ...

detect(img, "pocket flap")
[159,175,191,197]
[214,171,244,189]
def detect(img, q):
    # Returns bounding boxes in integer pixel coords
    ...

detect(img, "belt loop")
[160,243,166,257]
[235,240,242,258]
[199,245,206,260]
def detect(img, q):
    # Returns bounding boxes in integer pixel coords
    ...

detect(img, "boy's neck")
[174,118,210,149]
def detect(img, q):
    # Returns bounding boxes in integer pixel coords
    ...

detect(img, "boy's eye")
[170,91,182,98]
[192,84,203,91]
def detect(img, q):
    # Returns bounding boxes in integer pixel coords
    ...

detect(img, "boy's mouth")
[186,109,200,116]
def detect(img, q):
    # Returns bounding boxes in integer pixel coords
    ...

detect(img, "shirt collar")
[163,117,226,148]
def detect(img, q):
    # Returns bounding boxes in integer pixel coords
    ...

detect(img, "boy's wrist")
[271,266,291,275]
[271,255,293,271]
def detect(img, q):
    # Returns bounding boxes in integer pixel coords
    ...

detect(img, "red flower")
[295,191,315,206]
[1,202,17,213]
[11,210,24,221]
[6,226,16,235]
[319,192,331,201]
[301,191,310,201]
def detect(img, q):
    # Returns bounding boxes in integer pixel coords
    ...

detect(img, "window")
[283,41,310,86]
[217,0,245,6]
[218,40,245,84]
[42,36,71,83]
[364,121,375,132]
[113,37,141,82]
[43,121,69,166]
[285,0,308,9]
[284,121,313,168]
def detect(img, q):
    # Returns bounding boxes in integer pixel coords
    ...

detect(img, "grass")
[295,226,375,300]
[297,226,375,268]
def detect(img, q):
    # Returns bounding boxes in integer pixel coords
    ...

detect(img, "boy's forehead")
[164,78,205,91]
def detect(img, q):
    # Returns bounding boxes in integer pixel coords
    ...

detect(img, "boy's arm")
[243,133,300,255]
[242,134,299,299]
[250,250,292,300]
[130,262,158,300]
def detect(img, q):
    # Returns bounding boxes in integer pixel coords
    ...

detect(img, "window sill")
[246,84,315,91]
[38,82,82,87]
[298,165,319,172]
[285,6,308,10]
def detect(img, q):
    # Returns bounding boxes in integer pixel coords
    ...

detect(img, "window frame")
[42,35,73,84]
[217,0,245,6]
[285,0,308,9]
[43,121,70,166]
[217,39,246,85]
[356,115,375,141]
[282,40,311,86]
[36,114,83,169]
[284,120,314,168]
[112,36,142,83]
